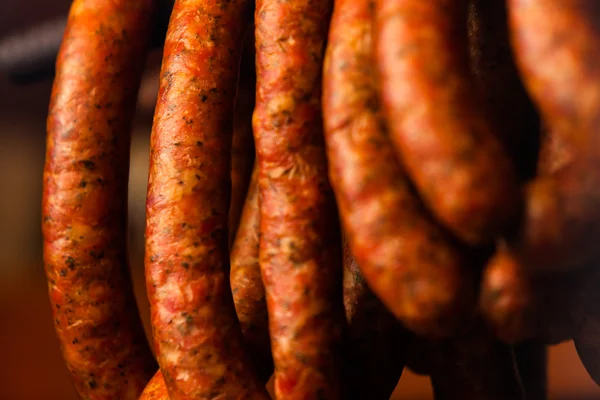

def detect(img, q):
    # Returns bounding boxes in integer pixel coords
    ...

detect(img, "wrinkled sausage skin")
[253,0,344,396]
[43,1,157,398]
[144,0,269,398]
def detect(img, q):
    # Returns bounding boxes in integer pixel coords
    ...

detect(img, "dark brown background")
[0,1,598,399]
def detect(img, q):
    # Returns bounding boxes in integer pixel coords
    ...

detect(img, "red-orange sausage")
[42,1,157,398]
[253,0,344,396]
[375,0,521,245]
[323,0,476,335]
[229,32,257,246]
[508,0,600,272]
[341,239,405,399]
[230,166,273,383]
[144,0,269,398]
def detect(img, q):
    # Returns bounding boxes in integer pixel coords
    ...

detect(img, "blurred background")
[0,1,599,399]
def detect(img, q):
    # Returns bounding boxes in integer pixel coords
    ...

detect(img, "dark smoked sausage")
[323,0,476,335]
[253,0,344,396]
[375,0,521,245]
[341,238,405,399]
[230,166,273,383]
[428,324,528,400]
[42,1,157,398]
[144,0,269,398]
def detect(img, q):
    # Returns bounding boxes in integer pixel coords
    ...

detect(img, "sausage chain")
[324,0,477,336]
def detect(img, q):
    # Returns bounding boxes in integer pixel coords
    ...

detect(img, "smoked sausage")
[508,0,600,272]
[323,0,476,335]
[253,0,344,396]
[144,0,269,398]
[341,238,405,399]
[43,1,157,398]
[375,0,521,245]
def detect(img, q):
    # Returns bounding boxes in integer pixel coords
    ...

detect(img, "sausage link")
[253,0,344,397]
[467,0,540,180]
[375,0,521,245]
[323,0,476,335]
[230,166,273,383]
[428,324,527,400]
[145,0,268,398]
[508,0,600,272]
[42,1,157,398]
[480,247,536,343]
[229,32,257,246]
[341,238,405,399]
[481,245,582,345]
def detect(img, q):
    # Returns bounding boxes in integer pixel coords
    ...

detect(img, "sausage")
[341,238,405,399]
[230,166,273,383]
[467,0,540,180]
[139,371,169,400]
[144,0,269,398]
[507,0,600,272]
[375,0,522,245]
[323,0,477,335]
[428,323,529,400]
[481,244,580,345]
[42,1,157,398]
[229,32,257,246]
[480,247,536,343]
[253,0,344,397]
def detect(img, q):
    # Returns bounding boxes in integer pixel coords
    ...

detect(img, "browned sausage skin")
[230,166,273,383]
[324,0,476,335]
[43,1,157,398]
[253,0,344,397]
[144,0,269,398]
[508,0,600,272]
[375,0,521,245]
